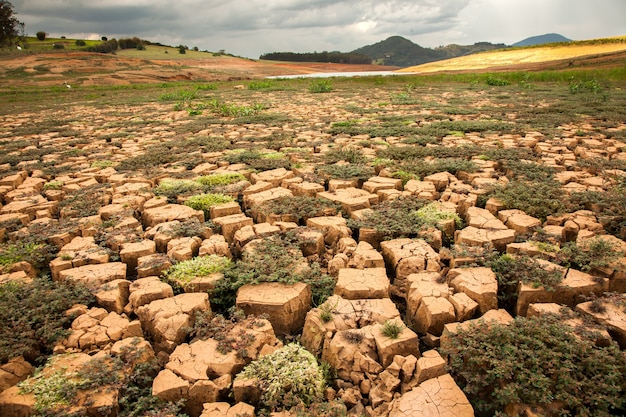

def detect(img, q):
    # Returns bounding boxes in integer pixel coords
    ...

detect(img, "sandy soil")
[0,51,399,87]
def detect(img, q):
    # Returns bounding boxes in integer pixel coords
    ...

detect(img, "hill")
[513,33,571,47]
[398,37,626,73]
[352,36,506,67]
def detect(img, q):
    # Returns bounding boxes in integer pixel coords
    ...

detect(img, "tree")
[0,1,24,47]
[36,31,45,41]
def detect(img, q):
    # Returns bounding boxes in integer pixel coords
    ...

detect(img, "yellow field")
[399,39,626,73]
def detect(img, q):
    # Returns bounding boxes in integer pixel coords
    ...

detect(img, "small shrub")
[391,170,418,185]
[20,347,185,417]
[212,233,334,313]
[36,31,46,41]
[488,254,564,314]
[555,238,624,273]
[316,164,375,182]
[442,315,626,416]
[164,255,232,283]
[255,196,341,224]
[19,367,81,413]
[381,320,404,339]
[0,277,94,364]
[485,76,510,86]
[589,298,607,314]
[235,343,326,412]
[309,79,333,93]
[75,39,85,46]
[52,43,65,50]
[341,330,364,344]
[196,172,247,188]
[187,310,265,357]
[248,80,276,90]
[487,179,566,221]
[184,193,234,218]
[153,178,203,202]
[0,241,50,272]
[292,399,347,417]
[323,148,367,164]
[347,196,429,239]
[414,202,463,230]
[317,298,339,323]
[90,160,114,169]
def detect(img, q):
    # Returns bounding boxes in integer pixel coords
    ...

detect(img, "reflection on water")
[267,71,418,79]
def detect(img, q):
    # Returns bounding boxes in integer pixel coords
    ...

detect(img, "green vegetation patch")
[184,193,234,218]
[488,254,564,314]
[442,315,626,417]
[0,277,94,364]
[235,343,325,412]
[164,255,232,282]
[212,232,335,313]
[254,196,341,224]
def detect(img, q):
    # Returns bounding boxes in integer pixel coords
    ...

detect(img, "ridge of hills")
[351,35,507,67]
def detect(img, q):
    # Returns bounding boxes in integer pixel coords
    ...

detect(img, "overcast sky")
[11,0,626,58]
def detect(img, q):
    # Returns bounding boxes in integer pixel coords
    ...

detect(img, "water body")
[267,71,418,79]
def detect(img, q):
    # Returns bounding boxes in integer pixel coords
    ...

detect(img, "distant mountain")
[513,33,571,47]
[351,36,506,67]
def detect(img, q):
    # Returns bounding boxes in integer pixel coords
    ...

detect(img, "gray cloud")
[11,0,626,58]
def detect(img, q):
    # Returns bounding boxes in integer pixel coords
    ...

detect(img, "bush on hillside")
[36,31,46,41]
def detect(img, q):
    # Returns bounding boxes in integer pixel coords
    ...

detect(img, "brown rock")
[334,267,390,299]
[454,226,516,251]
[213,213,254,244]
[498,209,541,235]
[137,292,210,353]
[349,241,385,269]
[120,239,156,273]
[448,267,498,314]
[136,253,173,278]
[152,368,190,402]
[301,295,401,356]
[200,402,255,417]
[372,320,420,368]
[236,282,311,336]
[128,276,174,312]
[199,234,232,258]
[414,350,446,385]
[0,357,33,392]
[167,236,202,261]
[94,279,130,314]
[449,292,479,322]
[389,374,474,417]
[209,201,242,219]
[58,262,127,289]
[142,204,204,228]
[306,216,352,246]
[576,296,626,348]
[380,238,442,294]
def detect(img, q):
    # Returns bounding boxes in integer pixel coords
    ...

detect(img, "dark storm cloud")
[10,0,626,58]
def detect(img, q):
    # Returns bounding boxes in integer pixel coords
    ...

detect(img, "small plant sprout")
[381,320,404,339]
[317,298,339,323]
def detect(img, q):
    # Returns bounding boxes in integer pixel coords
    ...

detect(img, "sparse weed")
[381,320,404,339]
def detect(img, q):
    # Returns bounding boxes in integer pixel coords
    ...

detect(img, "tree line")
[259,51,372,64]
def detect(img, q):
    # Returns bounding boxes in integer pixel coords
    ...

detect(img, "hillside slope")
[513,33,571,47]
[398,39,626,73]
[352,36,505,67]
